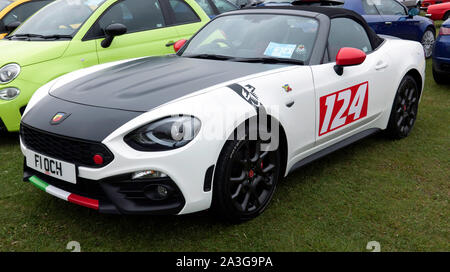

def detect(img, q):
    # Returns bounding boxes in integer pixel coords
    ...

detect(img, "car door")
[360,0,386,34]
[165,0,206,40]
[91,0,180,64]
[310,17,389,145]
[374,0,418,40]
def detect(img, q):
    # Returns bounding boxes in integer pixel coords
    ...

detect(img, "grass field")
[0,31,449,253]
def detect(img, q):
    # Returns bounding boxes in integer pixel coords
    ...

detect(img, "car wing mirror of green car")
[101,23,127,48]
[6,21,21,33]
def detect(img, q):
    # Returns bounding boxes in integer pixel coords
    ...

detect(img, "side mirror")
[6,21,21,33]
[408,8,420,17]
[101,23,127,48]
[334,47,366,76]
[173,39,187,52]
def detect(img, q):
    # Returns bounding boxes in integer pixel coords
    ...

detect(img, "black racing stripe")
[227,83,269,137]
[227,83,262,109]
[50,56,284,112]
[21,95,142,142]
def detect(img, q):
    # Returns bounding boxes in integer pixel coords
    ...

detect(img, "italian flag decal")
[29,176,99,210]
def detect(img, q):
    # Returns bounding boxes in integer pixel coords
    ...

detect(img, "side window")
[98,0,165,35]
[211,0,237,14]
[194,0,215,17]
[327,18,373,61]
[169,0,200,24]
[371,0,407,15]
[2,0,52,25]
[361,0,380,15]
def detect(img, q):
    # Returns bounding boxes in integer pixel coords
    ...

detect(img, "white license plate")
[26,149,77,184]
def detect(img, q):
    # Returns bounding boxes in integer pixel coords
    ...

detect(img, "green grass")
[1,36,449,253]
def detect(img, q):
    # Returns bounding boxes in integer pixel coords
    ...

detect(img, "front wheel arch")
[210,115,288,222]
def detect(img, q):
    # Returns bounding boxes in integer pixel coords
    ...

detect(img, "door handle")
[385,21,392,25]
[165,41,175,47]
[375,60,388,71]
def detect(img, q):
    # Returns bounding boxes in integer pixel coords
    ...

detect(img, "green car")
[0,0,209,132]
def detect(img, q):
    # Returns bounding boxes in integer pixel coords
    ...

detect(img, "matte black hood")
[50,55,281,112]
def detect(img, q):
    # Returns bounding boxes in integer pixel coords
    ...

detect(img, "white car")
[20,6,425,222]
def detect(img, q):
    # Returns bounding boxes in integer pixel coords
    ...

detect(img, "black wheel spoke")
[230,170,246,183]
[397,115,404,127]
[252,176,263,188]
[241,192,251,211]
[231,184,243,199]
[262,163,275,174]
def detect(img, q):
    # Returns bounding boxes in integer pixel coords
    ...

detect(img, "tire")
[421,28,435,59]
[443,11,450,21]
[432,65,449,84]
[212,125,281,223]
[385,75,419,139]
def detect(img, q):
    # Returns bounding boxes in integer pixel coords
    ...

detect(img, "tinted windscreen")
[182,14,319,63]
[13,0,105,37]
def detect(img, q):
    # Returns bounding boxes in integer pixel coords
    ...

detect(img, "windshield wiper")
[40,34,73,40]
[6,34,72,40]
[6,33,43,39]
[184,54,234,61]
[234,57,304,65]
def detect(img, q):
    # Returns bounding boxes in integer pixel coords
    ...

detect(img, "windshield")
[181,14,319,63]
[12,0,105,37]
[0,0,12,10]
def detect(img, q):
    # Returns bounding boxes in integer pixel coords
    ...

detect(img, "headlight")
[0,64,21,84]
[0,87,20,100]
[125,115,201,151]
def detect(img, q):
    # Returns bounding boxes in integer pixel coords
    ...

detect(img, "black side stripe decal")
[227,83,262,109]
[227,83,269,138]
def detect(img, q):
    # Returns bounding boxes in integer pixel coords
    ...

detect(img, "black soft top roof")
[244,6,384,49]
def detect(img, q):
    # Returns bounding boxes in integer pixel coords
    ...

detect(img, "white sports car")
[20,6,425,222]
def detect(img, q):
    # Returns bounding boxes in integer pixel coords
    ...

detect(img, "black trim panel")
[203,165,214,192]
[289,128,380,174]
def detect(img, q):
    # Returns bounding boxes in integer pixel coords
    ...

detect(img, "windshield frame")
[8,0,107,40]
[178,10,327,65]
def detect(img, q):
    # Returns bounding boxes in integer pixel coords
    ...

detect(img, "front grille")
[20,124,114,168]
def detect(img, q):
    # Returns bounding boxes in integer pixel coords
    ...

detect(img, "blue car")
[432,19,450,83]
[260,0,436,57]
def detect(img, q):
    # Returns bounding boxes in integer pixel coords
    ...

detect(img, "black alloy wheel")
[212,129,280,223]
[386,75,419,139]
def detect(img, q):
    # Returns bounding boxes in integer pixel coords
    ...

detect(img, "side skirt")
[288,128,381,174]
